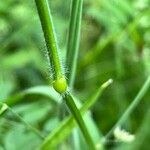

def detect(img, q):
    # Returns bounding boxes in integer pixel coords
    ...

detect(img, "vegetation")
[0,0,150,150]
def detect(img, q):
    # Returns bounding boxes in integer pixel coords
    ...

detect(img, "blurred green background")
[0,0,150,149]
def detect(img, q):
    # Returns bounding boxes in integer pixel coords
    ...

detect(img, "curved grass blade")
[105,75,150,140]
[4,86,60,106]
[118,109,150,150]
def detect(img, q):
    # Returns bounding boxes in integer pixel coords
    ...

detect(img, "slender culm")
[35,0,67,93]
[64,93,96,150]
[2,1,150,150]
[66,0,83,88]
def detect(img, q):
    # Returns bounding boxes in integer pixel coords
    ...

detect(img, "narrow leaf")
[66,0,83,88]
[4,86,59,106]
[39,79,113,149]
[105,75,150,139]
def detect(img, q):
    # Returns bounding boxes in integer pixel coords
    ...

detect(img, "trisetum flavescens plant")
[33,0,150,149]
[0,0,150,150]
[34,0,96,149]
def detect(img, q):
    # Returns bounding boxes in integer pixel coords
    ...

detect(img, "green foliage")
[0,0,150,149]
[35,0,95,148]
[66,0,83,88]
[40,79,112,149]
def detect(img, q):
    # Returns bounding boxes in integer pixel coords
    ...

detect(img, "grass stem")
[64,92,96,150]
[35,0,67,93]
[35,0,63,80]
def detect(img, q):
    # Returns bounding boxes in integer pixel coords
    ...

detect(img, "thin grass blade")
[66,0,83,88]
[105,75,150,140]
[39,79,113,150]
[0,102,44,139]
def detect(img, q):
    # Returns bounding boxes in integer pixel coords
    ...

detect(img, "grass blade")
[4,86,60,106]
[0,103,8,115]
[118,109,150,150]
[105,75,150,140]
[0,102,44,139]
[39,79,113,149]
[66,0,83,88]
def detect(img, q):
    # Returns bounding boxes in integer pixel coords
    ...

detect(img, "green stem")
[39,79,112,149]
[105,75,150,140]
[35,0,67,94]
[35,0,62,79]
[64,92,96,150]
[66,0,83,88]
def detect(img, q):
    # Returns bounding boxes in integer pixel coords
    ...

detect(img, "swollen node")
[53,77,67,94]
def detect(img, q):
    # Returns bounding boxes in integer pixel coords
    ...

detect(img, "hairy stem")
[35,0,62,79]
[35,0,67,93]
